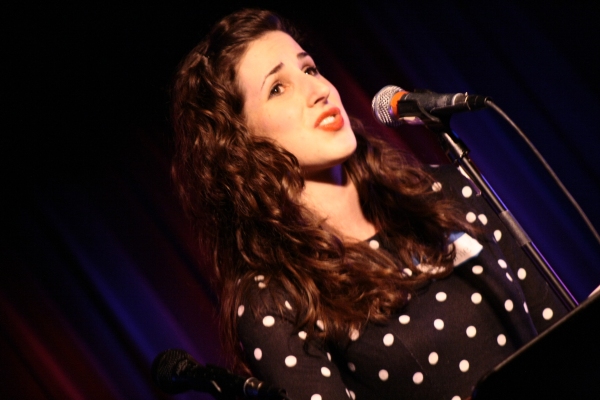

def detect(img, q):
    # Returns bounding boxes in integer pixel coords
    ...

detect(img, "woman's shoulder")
[424,163,483,206]
[238,274,297,323]
[425,164,474,189]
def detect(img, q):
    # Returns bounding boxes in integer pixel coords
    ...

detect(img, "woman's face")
[237,31,357,176]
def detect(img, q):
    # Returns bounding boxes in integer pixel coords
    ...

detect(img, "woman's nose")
[304,75,330,106]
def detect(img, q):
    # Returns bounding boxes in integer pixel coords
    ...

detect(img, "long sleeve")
[237,285,352,400]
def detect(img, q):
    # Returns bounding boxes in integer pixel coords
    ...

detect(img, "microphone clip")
[394,89,447,129]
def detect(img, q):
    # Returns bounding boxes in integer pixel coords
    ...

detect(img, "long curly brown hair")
[171,9,470,371]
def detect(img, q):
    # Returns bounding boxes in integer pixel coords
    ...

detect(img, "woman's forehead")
[239,31,304,71]
[237,31,306,93]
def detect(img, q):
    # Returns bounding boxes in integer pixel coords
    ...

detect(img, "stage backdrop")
[4,1,600,399]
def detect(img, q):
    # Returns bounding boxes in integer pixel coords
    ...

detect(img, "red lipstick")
[315,107,344,131]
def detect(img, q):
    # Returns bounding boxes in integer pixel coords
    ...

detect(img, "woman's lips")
[315,107,344,131]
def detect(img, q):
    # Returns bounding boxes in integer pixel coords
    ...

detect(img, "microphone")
[151,349,287,399]
[372,85,490,127]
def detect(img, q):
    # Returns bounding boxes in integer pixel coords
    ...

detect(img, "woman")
[171,9,566,400]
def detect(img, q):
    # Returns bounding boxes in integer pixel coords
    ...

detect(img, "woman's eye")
[304,66,319,76]
[269,83,284,98]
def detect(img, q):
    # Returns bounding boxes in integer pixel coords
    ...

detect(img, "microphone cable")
[485,100,600,247]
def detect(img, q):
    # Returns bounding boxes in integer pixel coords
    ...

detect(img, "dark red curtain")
[4,1,600,398]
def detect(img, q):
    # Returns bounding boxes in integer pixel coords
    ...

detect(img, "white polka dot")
[543,308,554,320]
[327,352,331,361]
[348,390,356,400]
[254,348,262,360]
[258,282,266,289]
[369,239,380,249]
[316,320,324,331]
[254,275,265,281]
[498,259,508,269]
[379,369,389,381]
[452,397,461,400]
[518,268,527,280]
[494,230,502,241]
[524,302,529,313]
[472,265,484,275]
[403,268,413,276]
[426,265,442,274]
[399,315,410,324]
[432,182,442,192]
[471,293,482,304]
[349,329,360,341]
[285,355,297,367]
[237,305,245,317]
[311,395,322,400]
[459,360,470,372]
[413,372,424,384]
[436,292,447,302]
[466,212,477,223]
[348,362,356,372]
[462,186,473,198]
[497,334,507,346]
[505,299,514,312]
[285,300,292,310]
[298,331,307,340]
[383,333,394,346]
[434,319,445,330]
[428,352,439,365]
[321,367,331,377]
[478,214,488,225]
[506,272,513,282]
[263,316,275,327]
[466,326,477,338]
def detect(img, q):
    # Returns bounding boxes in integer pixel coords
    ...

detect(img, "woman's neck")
[301,165,376,242]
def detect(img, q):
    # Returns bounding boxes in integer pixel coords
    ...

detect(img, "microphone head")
[372,85,403,127]
[151,349,198,394]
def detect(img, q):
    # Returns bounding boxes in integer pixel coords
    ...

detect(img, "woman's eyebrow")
[260,52,312,89]
[261,62,284,90]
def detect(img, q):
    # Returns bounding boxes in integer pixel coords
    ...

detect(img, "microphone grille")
[151,349,196,394]
[372,85,403,127]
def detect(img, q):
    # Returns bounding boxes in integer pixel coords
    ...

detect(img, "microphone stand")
[414,110,578,311]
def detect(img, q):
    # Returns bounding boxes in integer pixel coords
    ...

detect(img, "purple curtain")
[4,2,600,398]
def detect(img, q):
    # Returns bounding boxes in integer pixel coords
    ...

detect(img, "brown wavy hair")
[171,9,470,372]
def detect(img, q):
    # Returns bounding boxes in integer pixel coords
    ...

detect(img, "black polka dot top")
[236,165,568,400]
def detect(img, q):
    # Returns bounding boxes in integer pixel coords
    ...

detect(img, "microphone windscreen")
[372,85,403,127]
[151,349,196,394]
